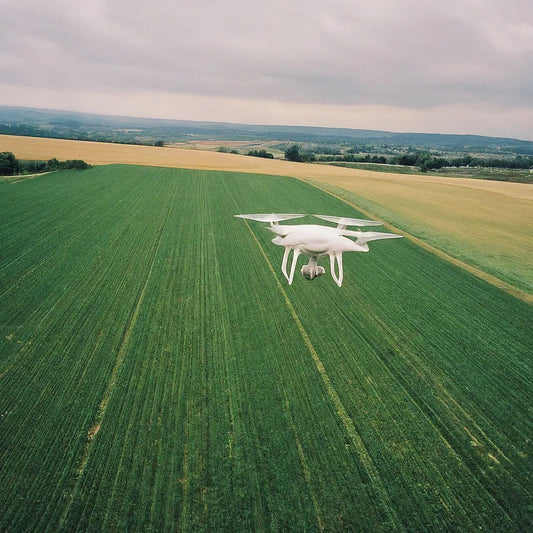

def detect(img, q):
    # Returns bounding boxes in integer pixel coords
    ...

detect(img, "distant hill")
[1,105,532,156]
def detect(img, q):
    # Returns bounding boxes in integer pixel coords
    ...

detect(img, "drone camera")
[301,264,326,281]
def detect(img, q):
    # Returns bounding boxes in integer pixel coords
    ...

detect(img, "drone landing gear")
[329,253,344,287]
[282,252,332,285]
[281,247,301,285]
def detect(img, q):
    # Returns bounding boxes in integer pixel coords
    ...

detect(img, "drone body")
[235,213,403,287]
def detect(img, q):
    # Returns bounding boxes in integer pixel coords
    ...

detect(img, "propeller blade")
[354,231,403,245]
[313,215,382,228]
[235,213,306,223]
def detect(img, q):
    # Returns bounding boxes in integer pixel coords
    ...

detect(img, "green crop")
[1,165,531,532]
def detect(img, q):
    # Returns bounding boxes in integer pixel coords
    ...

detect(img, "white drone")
[235,213,403,287]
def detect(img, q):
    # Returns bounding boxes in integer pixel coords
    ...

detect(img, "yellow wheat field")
[2,134,532,299]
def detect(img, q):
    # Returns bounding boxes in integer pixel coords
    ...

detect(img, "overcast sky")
[1,0,532,139]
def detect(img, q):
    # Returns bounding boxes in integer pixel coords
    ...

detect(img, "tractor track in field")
[221,179,326,530]
[243,220,403,531]
[59,205,173,527]
[2,172,52,183]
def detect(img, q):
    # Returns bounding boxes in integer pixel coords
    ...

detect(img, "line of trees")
[284,144,316,162]
[247,149,274,159]
[0,152,91,175]
[217,146,239,154]
[307,147,533,171]
[0,124,162,147]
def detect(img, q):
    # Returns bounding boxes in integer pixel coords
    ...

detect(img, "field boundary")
[0,171,52,183]
[301,178,533,305]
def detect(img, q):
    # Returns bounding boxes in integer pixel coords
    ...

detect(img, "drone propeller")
[234,213,306,223]
[313,215,382,229]
[353,231,404,246]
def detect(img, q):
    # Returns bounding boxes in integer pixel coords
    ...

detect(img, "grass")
[0,165,531,531]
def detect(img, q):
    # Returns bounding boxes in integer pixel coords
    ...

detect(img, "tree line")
[0,152,91,175]
[247,149,274,159]
[284,144,533,171]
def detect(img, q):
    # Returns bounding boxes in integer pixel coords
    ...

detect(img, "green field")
[0,165,531,531]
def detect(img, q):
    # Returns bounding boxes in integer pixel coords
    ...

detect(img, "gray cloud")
[1,0,532,137]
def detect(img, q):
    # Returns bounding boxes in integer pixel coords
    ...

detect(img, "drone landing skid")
[329,253,343,287]
[282,250,344,287]
[281,248,301,285]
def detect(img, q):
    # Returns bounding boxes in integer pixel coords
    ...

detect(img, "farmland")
[2,134,532,299]
[0,165,531,531]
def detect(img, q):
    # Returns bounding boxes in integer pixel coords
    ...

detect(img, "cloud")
[1,0,532,138]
